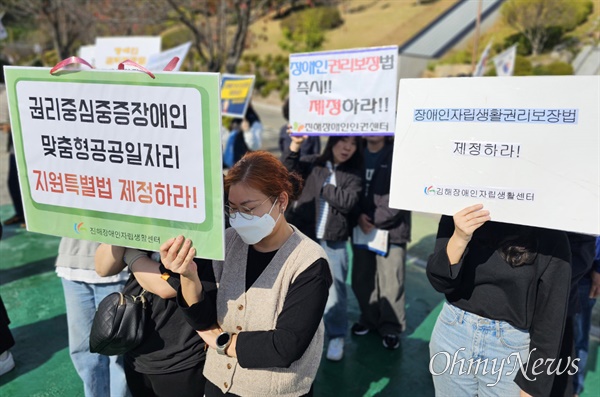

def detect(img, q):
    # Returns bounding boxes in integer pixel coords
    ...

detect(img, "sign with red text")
[95,36,161,69]
[289,45,398,136]
[4,66,225,259]
[389,76,600,235]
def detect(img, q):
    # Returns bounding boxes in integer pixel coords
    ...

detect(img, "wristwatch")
[216,331,232,356]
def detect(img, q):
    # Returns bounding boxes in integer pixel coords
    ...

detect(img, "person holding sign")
[161,151,332,397]
[95,246,207,397]
[427,205,572,397]
[350,136,411,350]
[282,135,363,361]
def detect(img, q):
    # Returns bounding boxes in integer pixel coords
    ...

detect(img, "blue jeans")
[573,280,597,395]
[320,240,348,339]
[429,302,530,397]
[61,278,130,397]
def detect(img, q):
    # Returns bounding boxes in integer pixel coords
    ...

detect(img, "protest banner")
[389,76,600,235]
[220,74,255,118]
[95,36,161,69]
[4,66,225,259]
[289,45,398,136]
[473,40,492,77]
[78,45,97,67]
[494,44,517,77]
[146,41,192,72]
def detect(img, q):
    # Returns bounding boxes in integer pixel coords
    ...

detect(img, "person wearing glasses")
[161,151,332,397]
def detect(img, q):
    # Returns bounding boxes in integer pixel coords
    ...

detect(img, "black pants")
[125,362,206,397]
[8,153,24,218]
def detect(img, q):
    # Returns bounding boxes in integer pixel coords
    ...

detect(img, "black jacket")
[282,150,362,241]
[356,143,411,245]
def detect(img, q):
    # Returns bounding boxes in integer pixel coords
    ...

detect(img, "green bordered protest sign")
[4,66,225,260]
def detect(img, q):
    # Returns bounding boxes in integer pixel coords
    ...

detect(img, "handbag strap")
[130,289,148,308]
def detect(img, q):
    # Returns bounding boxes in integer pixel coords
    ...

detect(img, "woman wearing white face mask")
[161,151,333,397]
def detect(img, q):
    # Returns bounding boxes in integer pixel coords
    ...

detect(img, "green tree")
[501,0,582,56]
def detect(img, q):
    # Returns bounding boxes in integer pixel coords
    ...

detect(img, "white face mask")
[229,199,281,245]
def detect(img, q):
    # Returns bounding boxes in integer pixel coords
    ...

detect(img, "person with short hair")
[162,151,332,396]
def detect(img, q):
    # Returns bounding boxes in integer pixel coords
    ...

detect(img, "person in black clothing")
[550,232,596,396]
[160,151,332,396]
[427,204,571,397]
[95,245,206,397]
[278,98,320,157]
[350,136,411,350]
[282,135,363,361]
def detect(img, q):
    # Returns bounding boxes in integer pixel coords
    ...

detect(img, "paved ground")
[0,101,598,396]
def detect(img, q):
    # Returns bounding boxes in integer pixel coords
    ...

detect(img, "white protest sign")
[4,66,225,259]
[146,41,192,72]
[95,36,161,69]
[390,76,600,235]
[289,45,398,136]
[78,45,96,67]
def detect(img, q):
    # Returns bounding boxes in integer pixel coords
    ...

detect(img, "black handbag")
[89,283,149,356]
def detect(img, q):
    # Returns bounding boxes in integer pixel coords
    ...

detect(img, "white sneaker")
[0,351,15,376]
[326,337,344,361]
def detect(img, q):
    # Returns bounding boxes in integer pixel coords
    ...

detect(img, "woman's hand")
[198,326,238,358]
[287,124,306,153]
[446,204,490,265]
[452,204,490,244]
[198,326,222,349]
[160,235,197,279]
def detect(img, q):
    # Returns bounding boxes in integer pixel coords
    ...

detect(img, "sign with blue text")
[289,45,398,136]
[389,76,600,235]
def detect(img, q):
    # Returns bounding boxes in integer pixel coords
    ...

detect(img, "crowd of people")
[1,94,599,397]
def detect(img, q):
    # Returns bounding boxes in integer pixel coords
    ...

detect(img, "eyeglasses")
[225,196,274,220]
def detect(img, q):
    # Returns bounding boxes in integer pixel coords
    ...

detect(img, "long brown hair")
[224,151,303,201]
[475,222,538,267]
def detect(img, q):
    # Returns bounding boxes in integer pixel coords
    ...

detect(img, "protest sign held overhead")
[289,45,398,136]
[220,74,256,118]
[3,66,225,259]
[95,36,161,69]
[389,76,600,235]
